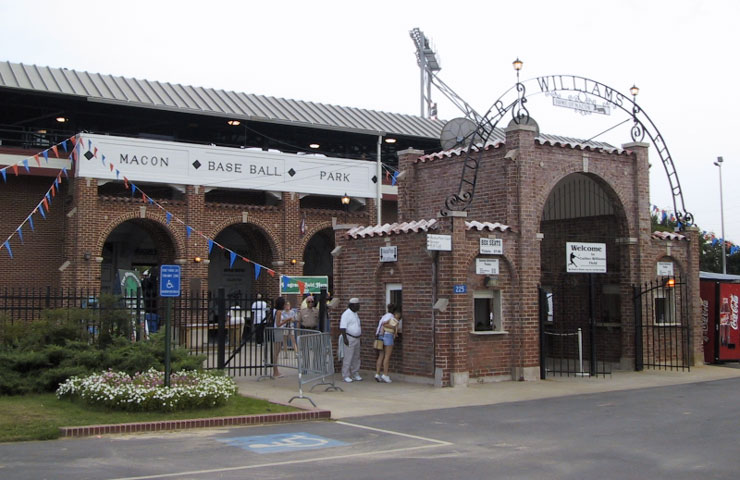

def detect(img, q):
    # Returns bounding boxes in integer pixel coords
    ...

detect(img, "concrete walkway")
[235,364,740,419]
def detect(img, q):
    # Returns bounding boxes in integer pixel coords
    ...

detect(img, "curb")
[59,409,331,438]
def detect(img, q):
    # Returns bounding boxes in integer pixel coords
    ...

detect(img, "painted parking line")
[106,422,452,480]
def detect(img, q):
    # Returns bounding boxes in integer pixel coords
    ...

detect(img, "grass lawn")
[0,393,297,443]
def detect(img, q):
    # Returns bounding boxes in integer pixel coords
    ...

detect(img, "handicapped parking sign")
[219,433,346,454]
[159,265,181,297]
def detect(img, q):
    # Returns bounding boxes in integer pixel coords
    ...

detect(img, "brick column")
[447,211,469,387]
[182,185,208,294]
[684,226,703,365]
[504,120,541,380]
[396,149,424,222]
[61,177,99,291]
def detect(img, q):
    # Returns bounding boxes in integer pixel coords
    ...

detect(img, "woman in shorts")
[374,304,401,383]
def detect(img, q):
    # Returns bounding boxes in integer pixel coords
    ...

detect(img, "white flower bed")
[56,368,238,412]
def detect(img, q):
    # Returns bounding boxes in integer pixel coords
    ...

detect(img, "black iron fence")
[0,287,276,376]
[633,276,690,371]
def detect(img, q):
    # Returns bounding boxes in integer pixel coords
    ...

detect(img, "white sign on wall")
[476,258,499,275]
[657,262,674,276]
[479,238,503,255]
[566,242,607,273]
[379,246,398,262]
[76,133,377,198]
[427,234,452,251]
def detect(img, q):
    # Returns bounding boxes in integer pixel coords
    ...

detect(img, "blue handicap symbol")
[219,432,346,454]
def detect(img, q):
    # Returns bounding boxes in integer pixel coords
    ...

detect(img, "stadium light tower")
[410,28,441,118]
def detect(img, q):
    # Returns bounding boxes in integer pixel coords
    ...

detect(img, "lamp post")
[714,156,726,274]
[341,193,350,223]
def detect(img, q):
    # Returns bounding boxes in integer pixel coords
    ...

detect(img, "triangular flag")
[93,147,98,158]
[69,136,76,146]
[166,212,172,225]
[34,154,40,167]
[61,140,68,152]
[12,164,18,176]
[141,192,147,202]
[101,154,106,167]
[22,159,30,172]
[282,276,290,290]
[148,196,154,205]
[123,177,129,189]
[16,226,23,244]
[254,264,261,279]
[42,151,49,163]
[3,241,12,259]
[28,215,35,232]
[186,226,192,238]
[45,192,51,204]
[391,171,399,186]
[51,183,56,198]
[109,162,114,171]
[207,239,214,254]
[88,139,92,151]
[38,204,46,219]
[42,197,49,211]
[115,169,120,179]
[1,168,6,182]
[61,167,68,178]
[52,145,59,158]
[298,281,306,296]
[229,251,237,268]
[268,269,275,277]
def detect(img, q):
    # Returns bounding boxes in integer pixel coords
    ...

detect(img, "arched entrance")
[100,219,176,293]
[303,227,335,293]
[539,173,629,375]
[208,224,274,299]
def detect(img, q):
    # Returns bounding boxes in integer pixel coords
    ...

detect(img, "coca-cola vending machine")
[701,273,740,363]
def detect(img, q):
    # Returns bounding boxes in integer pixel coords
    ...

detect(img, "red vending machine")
[701,273,740,363]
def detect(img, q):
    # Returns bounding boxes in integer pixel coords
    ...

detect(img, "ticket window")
[386,283,402,332]
[474,290,503,332]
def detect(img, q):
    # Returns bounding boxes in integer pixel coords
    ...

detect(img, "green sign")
[280,275,329,294]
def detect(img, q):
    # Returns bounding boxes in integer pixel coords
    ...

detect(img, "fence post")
[633,284,643,371]
[217,288,226,370]
[538,287,546,380]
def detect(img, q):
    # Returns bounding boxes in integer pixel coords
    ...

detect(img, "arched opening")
[539,173,629,372]
[100,219,176,294]
[303,227,335,293]
[208,224,274,299]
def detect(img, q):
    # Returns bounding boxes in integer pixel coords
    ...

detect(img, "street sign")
[159,265,181,297]
[427,234,452,251]
[566,242,607,273]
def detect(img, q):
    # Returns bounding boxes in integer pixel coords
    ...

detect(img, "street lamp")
[341,193,350,222]
[714,156,726,274]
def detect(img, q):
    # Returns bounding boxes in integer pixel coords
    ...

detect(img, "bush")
[57,369,238,412]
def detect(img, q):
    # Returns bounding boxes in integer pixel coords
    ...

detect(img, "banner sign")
[279,275,328,294]
[566,242,607,273]
[77,133,377,198]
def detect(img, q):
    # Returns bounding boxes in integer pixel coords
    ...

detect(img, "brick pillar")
[684,226,703,365]
[504,120,541,380]
[396,149,424,222]
[61,176,99,291]
[448,211,469,387]
[622,142,651,284]
[182,185,208,295]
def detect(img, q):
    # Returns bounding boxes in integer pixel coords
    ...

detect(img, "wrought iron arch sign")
[441,74,692,229]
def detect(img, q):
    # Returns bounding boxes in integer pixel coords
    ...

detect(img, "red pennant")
[51,145,59,158]
[69,136,77,146]
[298,281,306,296]
[93,147,98,158]
[123,177,129,189]
[34,154,41,167]
[12,164,18,176]
[268,270,275,277]
[51,184,56,197]
[42,197,49,211]
[109,163,114,171]
[141,192,147,202]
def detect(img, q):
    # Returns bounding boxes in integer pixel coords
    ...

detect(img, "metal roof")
[0,61,446,139]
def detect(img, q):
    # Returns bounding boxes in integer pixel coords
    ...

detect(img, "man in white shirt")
[339,298,362,382]
[251,293,268,345]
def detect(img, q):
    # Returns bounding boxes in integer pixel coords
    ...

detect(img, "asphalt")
[235,363,740,419]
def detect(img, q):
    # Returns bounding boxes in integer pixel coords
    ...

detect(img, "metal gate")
[633,276,690,371]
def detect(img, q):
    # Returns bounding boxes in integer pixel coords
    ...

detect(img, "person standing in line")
[339,298,362,383]
[374,305,401,383]
[271,296,288,378]
[296,295,319,330]
[251,293,268,345]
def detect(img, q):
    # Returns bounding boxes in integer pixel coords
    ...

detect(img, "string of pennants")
[0,134,311,295]
[1,136,75,259]
[651,204,739,255]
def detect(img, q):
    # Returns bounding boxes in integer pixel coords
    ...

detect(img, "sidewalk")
[235,364,740,419]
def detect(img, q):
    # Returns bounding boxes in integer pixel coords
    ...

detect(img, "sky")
[1,0,738,242]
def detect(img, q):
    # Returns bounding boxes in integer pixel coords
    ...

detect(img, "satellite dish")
[440,117,479,150]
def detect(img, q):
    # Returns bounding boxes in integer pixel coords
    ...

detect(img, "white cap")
[349,297,360,304]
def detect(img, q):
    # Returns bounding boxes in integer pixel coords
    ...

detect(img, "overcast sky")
[1,0,738,242]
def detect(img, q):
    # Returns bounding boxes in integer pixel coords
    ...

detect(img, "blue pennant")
[229,251,237,268]
[1,168,6,182]
[186,226,192,238]
[254,264,262,279]
[148,196,154,204]
[62,140,68,152]
[28,215,35,232]
[207,239,214,254]
[38,204,46,219]
[101,154,106,166]
[282,275,290,291]
[62,167,68,178]
[115,169,120,179]
[22,159,29,172]
[131,184,137,196]
[166,212,172,224]
[3,241,12,259]
[16,226,23,244]
[43,151,49,163]
[391,171,398,186]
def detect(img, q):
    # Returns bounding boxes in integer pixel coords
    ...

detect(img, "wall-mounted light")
[83,252,91,261]
[341,193,350,206]
[512,57,523,71]
[194,256,202,263]
[56,116,68,123]
[663,277,675,288]
[290,259,297,265]
[309,143,320,149]
[629,84,639,97]
[227,120,241,126]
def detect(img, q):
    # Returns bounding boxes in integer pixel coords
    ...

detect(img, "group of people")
[339,298,401,384]
[268,294,320,378]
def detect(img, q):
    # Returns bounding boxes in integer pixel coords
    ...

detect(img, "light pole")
[714,156,726,274]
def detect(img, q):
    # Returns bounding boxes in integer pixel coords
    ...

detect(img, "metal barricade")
[262,327,342,406]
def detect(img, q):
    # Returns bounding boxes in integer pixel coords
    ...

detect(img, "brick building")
[333,118,701,387]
